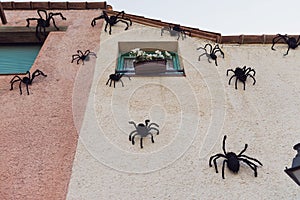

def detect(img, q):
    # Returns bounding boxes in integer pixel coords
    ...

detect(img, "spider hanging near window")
[9,69,47,95]
[161,24,191,40]
[197,44,224,66]
[271,34,300,56]
[227,66,256,90]
[26,9,66,41]
[209,135,263,179]
[106,72,131,88]
[91,11,132,34]
[71,50,97,65]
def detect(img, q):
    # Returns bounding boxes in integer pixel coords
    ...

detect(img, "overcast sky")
[7,0,300,35]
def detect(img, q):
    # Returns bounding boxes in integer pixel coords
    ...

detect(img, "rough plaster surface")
[0,10,102,199]
[67,23,300,200]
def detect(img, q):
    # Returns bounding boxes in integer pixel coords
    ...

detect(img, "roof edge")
[1,1,107,10]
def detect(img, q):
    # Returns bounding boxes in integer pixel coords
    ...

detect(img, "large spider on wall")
[26,9,66,41]
[227,66,256,90]
[271,34,300,56]
[91,11,132,34]
[197,44,224,66]
[106,72,131,88]
[161,24,191,40]
[10,69,47,95]
[129,120,159,148]
[209,135,263,179]
[71,50,97,65]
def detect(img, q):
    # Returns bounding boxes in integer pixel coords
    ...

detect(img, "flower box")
[134,59,167,75]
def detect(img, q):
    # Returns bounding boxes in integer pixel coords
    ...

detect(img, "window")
[116,41,185,76]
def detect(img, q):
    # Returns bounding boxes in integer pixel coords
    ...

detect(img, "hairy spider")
[227,66,256,90]
[271,34,300,56]
[91,11,132,34]
[71,50,97,65]
[197,44,224,66]
[106,72,131,88]
[161,24,191,40]
[129,120,159,148]
[10,69,47,95]
[209,135,263,179]
[26,9,66,41]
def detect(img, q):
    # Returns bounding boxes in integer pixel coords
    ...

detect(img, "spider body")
[129,120,159,148]
[197,44,224,66]
[10,69,47,95]
[91,11,132,34]
[227,66,256,90]
[26,9,66,41]
[106,73,131,88]
[161,24,191,40]
[271,34,300,56]
[209,135,263,179]
[71,50,97,65]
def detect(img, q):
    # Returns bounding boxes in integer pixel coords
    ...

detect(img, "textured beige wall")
[67,22,300,199]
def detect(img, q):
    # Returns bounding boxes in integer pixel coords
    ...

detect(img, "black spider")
[26,9,66,41]
[227,66,256,90]
[71,50,97,65]
[271,34,300,56]
[161,24,191,40]
[129,120,159,148]
[10,69,47,95]
[197,44,224,66]
[106,72,131,88]
[91,11,132,34]
[209,135,263,179]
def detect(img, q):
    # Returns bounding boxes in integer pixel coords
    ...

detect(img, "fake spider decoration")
[209,135,263,179]
[227,66,256,90]
[271,34,300,56]
[161,24,191,40]
[91,11,132,34]
[10,69,47,95]
[106,72,131,88]
[26,9,66,41]
[197,44,224,66]
[71,50,97,65]
[129,120,159,148]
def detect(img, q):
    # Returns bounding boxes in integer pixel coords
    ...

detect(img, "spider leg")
[35,25,41,41]
[113,80,116,88]
[104,22,109,32]
[222,160,228,179]
[148,127,159,135]
[238,78,243,90]
[119,79,124,87]
[10,78,21,90]
[37,9,47,19]
[25,83,30,95]
[239,158,259,177]
[71,55,80,63]
[207,56,212,63]
[214,49,225,58]
[148,123,159,128]
[198,53,207,61]
[109,24,112,35]
[237,144,248,156]
[106,78,111,85]
[222,135,227,155]
[214,58,218,66]
[140,137,143,148]
[248,74,256,85]
[284,46,290,56]
[19,81,23,95]
[209,154,226,173]
[129,130,137,141]
[161,26,170,36]
[131,133,138,145]
[109,80,113,87]
[226,69,234,76]
[271,35,285,51]
[176,32,180,40]
[239,155,263,166]
[204,44,213,53]
[51,17,59,30]
[228,75,236,86]
[26,18,39,27]
[245,68,256,76]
